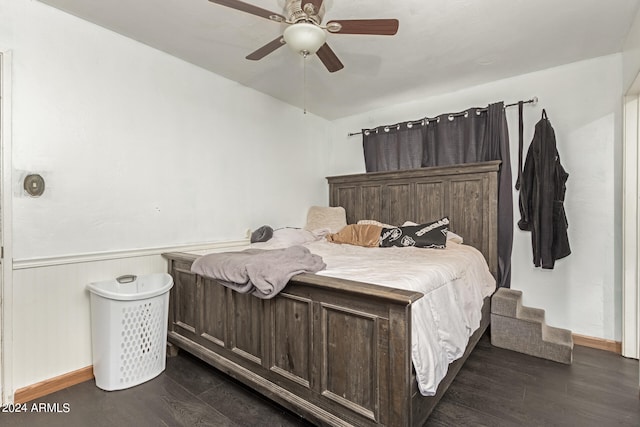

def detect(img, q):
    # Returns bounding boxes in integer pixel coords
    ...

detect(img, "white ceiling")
[38,0,640,120]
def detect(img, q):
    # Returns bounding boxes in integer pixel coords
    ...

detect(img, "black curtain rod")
[347,97,538,137]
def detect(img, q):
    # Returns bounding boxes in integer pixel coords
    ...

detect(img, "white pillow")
[401,220,464,244]
[271,228,318,246]
[304,206,347,234]
[250,228,320,250]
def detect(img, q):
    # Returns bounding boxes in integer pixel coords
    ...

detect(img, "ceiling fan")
[208,0,399,72]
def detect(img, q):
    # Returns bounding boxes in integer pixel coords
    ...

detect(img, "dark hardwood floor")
[1,333,638,426]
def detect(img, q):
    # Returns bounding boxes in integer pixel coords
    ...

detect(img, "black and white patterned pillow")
[379,217,449,248]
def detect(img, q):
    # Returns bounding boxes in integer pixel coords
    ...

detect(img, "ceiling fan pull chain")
[303,52,308,115]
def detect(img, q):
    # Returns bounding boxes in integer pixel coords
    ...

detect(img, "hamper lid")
[87,273,173,301]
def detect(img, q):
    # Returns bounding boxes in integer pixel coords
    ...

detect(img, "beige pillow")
[326,224,382,247]
[304,206,347,233]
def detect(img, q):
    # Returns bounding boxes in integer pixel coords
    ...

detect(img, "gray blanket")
[190,245,326,299]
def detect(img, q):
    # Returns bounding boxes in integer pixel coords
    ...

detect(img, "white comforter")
[302,239,495,396]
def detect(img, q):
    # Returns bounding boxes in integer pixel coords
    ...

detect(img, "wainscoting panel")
[10,241,247,396]
[12,255,168,392]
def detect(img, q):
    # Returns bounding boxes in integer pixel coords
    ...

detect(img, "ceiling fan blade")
[316,43,344,73]
[208,0,285,21]
[327,19,399,35]
[301,0,324,15]
[246,37,285,60]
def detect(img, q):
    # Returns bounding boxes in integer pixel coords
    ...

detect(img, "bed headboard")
[327,161,500,278]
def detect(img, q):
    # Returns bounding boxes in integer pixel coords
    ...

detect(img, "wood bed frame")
[163,161,499,426]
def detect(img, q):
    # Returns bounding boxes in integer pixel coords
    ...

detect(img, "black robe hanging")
[517,110,571,268]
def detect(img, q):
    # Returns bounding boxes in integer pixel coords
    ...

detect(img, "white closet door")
[622,85,640,361]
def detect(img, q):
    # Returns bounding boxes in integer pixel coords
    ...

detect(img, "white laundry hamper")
[87,273,173,391]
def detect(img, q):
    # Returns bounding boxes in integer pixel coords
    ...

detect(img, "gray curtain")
[362,102,513,288]
[363,123,424,172]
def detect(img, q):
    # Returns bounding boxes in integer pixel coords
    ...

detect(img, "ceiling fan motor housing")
[285,0,324,25]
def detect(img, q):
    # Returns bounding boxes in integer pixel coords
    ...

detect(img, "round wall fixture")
[24,174,45,197]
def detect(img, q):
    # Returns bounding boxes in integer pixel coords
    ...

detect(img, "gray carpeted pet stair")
[491,288,573,364]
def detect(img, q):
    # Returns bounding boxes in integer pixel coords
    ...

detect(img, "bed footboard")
[164,252,423,427]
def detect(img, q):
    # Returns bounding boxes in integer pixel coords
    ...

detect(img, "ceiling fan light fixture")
[283,23,326,55]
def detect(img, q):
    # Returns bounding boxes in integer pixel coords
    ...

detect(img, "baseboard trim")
[572,333,622,354]
[14,366,94,404]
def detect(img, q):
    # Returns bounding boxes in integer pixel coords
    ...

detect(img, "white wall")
[330,54,624,341]
[3,0,331,261]
[0,0,332,396]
